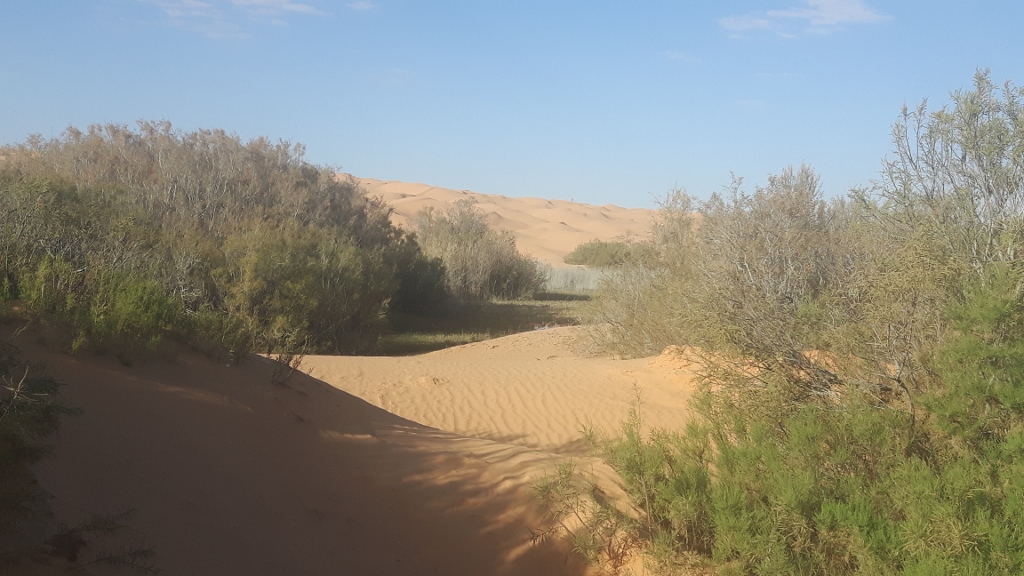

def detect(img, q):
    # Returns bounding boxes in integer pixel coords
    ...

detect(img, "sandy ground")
[350,176,656,266]
[18,178,679,574]
[304,327,696,453]
[21,326,697,575]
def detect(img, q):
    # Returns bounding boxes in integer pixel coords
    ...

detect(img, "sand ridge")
[350,176,656,266]
[22,325,697,575]
[305,326,696,452]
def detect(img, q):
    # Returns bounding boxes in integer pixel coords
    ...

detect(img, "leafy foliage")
[0,343,74,531]
[564,240,635,267]
[572,71,1024,574]
[0,122,447,356]
[413,199,545,300]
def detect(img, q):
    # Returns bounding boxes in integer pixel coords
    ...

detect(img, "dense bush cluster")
[565,70,1024,574]
[563,239,636,267]
[0,121,446,356]
[413,198,545,300]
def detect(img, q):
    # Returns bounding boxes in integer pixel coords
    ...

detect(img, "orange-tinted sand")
[351,176,656,266]
[23,181,692,575]
[25,327,696,575]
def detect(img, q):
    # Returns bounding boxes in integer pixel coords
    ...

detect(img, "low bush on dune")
[553,70,1024,574]
[0,341,158,571]
[0,343,74,529]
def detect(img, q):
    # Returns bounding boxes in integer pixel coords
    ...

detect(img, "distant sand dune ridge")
[350,176,656,266]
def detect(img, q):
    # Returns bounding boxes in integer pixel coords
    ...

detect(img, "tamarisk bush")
[564,70,1024,575]
[0,122,447,356]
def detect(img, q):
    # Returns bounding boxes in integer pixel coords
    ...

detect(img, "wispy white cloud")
[147,0,219,20]
[140,0,324,38]
[718,14,774,32]
[231,0,323,16]
[719,0,888,36]
[142,0,243,38]
[346,1,375,10]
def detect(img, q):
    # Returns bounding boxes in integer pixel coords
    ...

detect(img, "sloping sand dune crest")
[351,176,656,266]
[25,326,697,575]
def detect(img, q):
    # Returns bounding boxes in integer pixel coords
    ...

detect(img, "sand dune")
[350,176,656,266]
[23,326,696,575]
[304,327,696,452]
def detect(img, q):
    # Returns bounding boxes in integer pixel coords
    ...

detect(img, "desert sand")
[23,326,697,575]
[20,182,689,574]
[351,176,656,266]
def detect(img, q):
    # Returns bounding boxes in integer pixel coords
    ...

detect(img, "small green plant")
[533,461,641,572]
[0,343,75,527]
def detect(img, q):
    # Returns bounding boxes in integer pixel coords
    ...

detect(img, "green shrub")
[82,272,180,354]
[413,199,545,300]
[20,256,80,320]
[0,122,446,356]
[216,223,395,354]
[564,239,634,267]
[572,71,1024,575]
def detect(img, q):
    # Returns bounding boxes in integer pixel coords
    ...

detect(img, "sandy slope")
[21,326,696,575]
[351,176,656,266]
[304,327,696,453]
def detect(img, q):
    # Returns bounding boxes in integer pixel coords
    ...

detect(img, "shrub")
[875,69,1024,276]
[85,272,181,353]
[564,240,634,267]
[588,283,1024,574]
[570,70,1024,575]
[538,265,607,295]
[413,199,545,300]
[0,122,441,355]
[0,343,74,533]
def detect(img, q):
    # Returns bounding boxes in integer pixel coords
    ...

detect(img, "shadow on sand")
[26,340,591,576]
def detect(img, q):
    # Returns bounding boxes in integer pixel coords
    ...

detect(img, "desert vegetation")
[0,121,452,359]
[538,70,1024,575]
[0,122,569,568]
[563,239,638,268]
[413,198,546,301]
[0,123,445,567]
[0,343,74,542]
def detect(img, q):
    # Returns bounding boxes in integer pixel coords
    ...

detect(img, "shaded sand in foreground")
[25,326,696,575]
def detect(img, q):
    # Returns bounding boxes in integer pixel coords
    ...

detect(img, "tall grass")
[540,265,607,295]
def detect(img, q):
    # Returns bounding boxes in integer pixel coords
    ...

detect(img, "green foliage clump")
[564,239,634,267]
[0,122,448,356]
[414,199,545,300]
[590,271,1024,575]
[566,71,1024,574]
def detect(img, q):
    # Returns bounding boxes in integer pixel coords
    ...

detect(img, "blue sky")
[2,1,1021,208]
